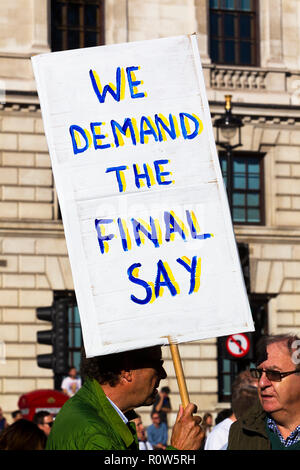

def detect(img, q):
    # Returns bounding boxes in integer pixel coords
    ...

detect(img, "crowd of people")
[0,367,82,450]
[0,333,300,451]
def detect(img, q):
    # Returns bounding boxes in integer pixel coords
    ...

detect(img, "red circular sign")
[226,333,250,358]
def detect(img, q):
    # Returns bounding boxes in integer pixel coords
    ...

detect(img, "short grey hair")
[255,333,300,370]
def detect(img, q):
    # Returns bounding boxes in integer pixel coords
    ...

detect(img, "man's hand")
[170,403,204,450]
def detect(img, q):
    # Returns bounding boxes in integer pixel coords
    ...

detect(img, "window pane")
[248,174,260,190]
[248,159,260,174]
[240,41,252,64]
[247,208,260,223]
[85,4,98,27]
[233,193,245,206]
[224,13,235,37]
[247,193,259,207]
[72,351,81,371]
[52,29,62,52]
[241,0,251,11]
[210,12,220,36]
[234,174,246,189]
[223,359,231,372]
[224,40,235,63]
[233,207,246,222]
[220,159,227,174]
[240,15,251,38]
[85,31,98,47]
[53,3,63,25]
[210,0,219,8]
[224,0,235,9]
[74,326,82,347]
[74,306,80,322]
[234,158,246,173]
[223,374,231,395]
[68,30,80,49]
[67,4,79,26]
[210,39,219,62]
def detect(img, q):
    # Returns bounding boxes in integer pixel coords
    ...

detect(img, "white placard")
[32,35,254,357]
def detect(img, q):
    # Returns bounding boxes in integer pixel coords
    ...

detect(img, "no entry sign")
[225,333,250,358]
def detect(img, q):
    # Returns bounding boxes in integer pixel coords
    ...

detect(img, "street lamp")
[214,95,244,211]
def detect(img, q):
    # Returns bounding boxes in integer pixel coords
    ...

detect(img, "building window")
[209,0,259,66]
[219,151,265,225]
[51,0,105,52]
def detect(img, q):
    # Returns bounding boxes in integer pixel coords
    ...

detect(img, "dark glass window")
[209,0,258,66]
[51,0,105,52]
[219,152,265,225]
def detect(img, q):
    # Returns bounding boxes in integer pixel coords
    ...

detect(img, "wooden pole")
[168,338,190,408]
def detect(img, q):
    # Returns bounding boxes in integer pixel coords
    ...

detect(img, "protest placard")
[32,34,254,359]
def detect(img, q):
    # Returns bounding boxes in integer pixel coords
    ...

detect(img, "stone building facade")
[0,0,300,429]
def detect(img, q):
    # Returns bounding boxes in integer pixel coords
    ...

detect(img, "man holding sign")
[46,346,204,450]
[32,34,254,450]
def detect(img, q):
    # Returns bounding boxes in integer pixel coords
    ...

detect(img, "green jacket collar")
[81,378,138,449]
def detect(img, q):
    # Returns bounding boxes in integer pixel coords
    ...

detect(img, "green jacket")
[228,399,300,450]
[227,399,271,450]
[46,378,139,450]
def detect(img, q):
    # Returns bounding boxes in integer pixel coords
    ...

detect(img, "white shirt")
[61,376,82,397]
[204,417,235,450]
[138,440,153,450]
[106,396,128,424]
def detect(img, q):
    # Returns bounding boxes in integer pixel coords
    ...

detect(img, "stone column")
[260,0,284,68]
[105,0,128,45]
[194,0,211,64]
[30,0,50,53]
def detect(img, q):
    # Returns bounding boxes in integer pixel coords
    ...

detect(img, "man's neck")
[100,383,133,414]
[269,410,300,439]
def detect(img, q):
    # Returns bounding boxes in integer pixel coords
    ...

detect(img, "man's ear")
[120,369,133,384]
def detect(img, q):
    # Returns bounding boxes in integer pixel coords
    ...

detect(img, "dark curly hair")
[80,345,163,387]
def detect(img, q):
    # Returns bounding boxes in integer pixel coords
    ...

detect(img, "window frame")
[209,0,260,67]
[219,150,265,226]
[51,0,105,52]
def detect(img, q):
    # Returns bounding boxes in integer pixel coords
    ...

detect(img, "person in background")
[61,366,82,397]
[132,413,153,450]
[152,386,172,425]
[214,408,233,425]
[0,419,46,450]
[204,369,258,450]
[0,407,8,433]
[202,413,213,437]
[200,412,213,449]
[228,334,300,450]
[33,410,54,437]
[11,410,22,423]
[147,411,168,450]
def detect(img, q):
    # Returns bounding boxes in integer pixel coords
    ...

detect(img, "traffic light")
[36,300,69,375]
